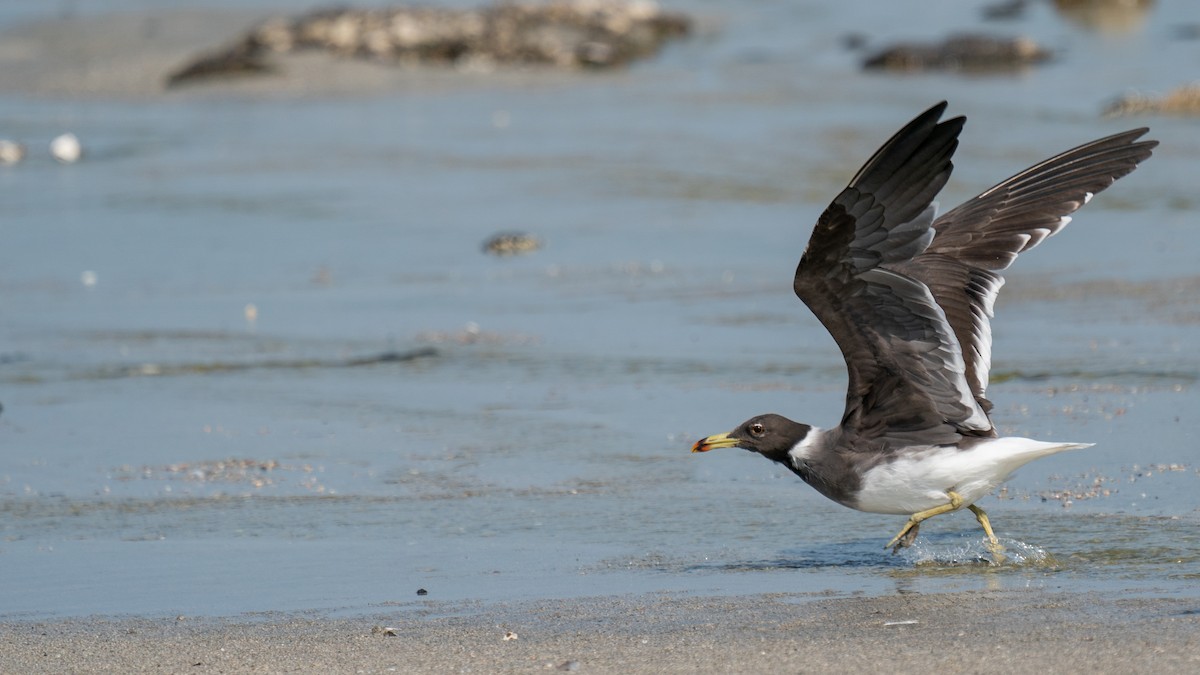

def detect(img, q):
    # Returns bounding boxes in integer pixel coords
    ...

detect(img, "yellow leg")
[967,504,999,546]
[968,504,1007,563]
[885,491,964,553]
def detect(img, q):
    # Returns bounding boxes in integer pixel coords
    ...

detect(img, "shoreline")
[0,9,646,101]
[4,589,1198,673]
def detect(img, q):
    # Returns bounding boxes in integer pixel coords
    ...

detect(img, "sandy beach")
[4,590,1199,673]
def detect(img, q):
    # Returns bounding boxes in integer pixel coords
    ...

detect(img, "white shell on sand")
[0,139,26,165]
[50,132,83,163]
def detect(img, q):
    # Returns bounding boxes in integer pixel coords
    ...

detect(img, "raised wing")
[889,129,1157,412]
[794,102,991,447]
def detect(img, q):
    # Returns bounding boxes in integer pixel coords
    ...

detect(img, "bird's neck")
[760,426,824,476]
[780,428,861,507]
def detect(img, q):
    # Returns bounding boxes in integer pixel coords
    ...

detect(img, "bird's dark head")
[691,414,813,463]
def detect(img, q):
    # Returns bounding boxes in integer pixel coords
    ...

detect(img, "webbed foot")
[886,520,921,554]
[884,491,965,554]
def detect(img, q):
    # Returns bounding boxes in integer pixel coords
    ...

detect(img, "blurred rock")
[863,34,1051,74]
[839,32,869,51]
[1054,0,1154,34]
[1103,83,1200,117]
[167,1,692,87]
[482,232,542,256]
[165,41,275,86]
[981,0,1030,21]
[1173,24,1200,41]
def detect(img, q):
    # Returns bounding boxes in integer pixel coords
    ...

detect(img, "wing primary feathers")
[898,126,1158,410]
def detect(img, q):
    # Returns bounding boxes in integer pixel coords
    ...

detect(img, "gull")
[692,102,1155,559]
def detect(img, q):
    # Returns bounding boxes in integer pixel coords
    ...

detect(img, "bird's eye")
[749,423,765,437]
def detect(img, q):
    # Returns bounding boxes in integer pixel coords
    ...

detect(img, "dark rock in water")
[167,1,692,87]
[839,32,869,51]
[981,0,1030,21]
[343,348,439,366]
[863,34,1051,74]
[167,41,275,87]
[483,232,542,256]
[1173,23,1200,41]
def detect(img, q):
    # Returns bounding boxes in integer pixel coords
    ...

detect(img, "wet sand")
[4,590,1198,673]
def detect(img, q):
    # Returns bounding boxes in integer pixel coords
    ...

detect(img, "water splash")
[898,536,1058,568]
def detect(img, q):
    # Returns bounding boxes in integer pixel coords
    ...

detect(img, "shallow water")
[2,0,1200,619]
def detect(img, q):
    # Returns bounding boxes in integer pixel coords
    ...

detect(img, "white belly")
[853,437,1091,515]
